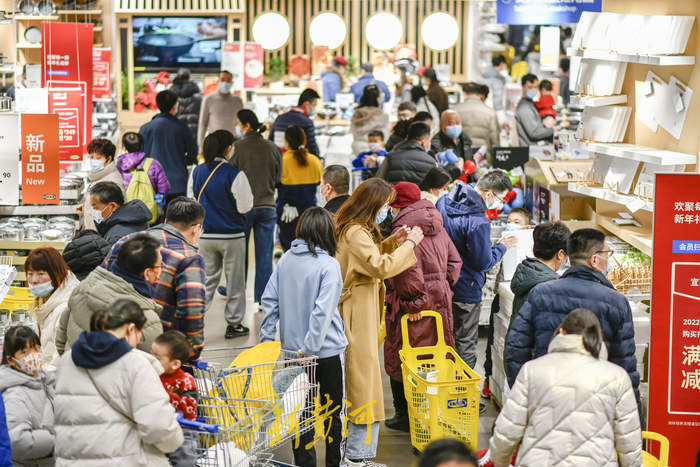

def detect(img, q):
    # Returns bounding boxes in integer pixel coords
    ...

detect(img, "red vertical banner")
[243,43,264,89]
[42,22,93,161]
[92,48,111,100]
[20,114,60,205]
[649,173,700,465]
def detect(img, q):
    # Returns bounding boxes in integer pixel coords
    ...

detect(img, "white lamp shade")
[309,13,347,49]
[252,13,290,50]
[365,13,402,51]
[421,13,459,51]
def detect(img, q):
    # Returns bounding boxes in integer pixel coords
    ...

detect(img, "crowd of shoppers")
[0,59,649,467]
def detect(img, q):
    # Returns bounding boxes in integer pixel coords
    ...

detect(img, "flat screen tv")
[133,16,227,71]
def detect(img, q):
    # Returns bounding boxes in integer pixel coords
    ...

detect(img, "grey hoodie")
[480,66,506,111]
[0,365,55,466]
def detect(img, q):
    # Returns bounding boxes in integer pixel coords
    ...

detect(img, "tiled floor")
[201,249,497,465]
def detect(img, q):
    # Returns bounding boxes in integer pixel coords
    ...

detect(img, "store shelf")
[573,141,696,166]
[0,240,67,251]
[568,183,653,212]
[57,9,102,14]
[597,213,652,256]
[0,205,79,215]
[14,15,59,20]
[570,94,628,107]
[16,43,42,49]
[93,26,102,32]
[567,48,695,66]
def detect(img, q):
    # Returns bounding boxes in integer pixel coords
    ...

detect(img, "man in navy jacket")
[505,228,642,415]
[140,90,198,198]
[437,170,516,368]
[269,89,320,157]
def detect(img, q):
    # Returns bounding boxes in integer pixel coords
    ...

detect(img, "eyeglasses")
[492,191,506,204]
[594,249,615,258]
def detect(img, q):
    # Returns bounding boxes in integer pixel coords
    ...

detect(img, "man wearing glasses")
[505,228,641,416]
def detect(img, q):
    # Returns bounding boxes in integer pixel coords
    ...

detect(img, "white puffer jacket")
[54,345,183,466]
[489,334,642,467]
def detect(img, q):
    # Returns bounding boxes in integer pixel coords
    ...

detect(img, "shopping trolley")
[188,346,319,465]
[399,311,481,453]
[350,167,375,193]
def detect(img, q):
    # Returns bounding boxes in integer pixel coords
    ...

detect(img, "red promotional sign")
[243,43,263,89]
[649,173,700,465]
[42,22,93,161]
[92,48,111,100]
[20,114,60,205]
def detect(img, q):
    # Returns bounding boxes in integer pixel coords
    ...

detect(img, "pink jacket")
[116,152,170,194]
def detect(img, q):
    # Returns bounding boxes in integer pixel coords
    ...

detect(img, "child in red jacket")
[152,330,197,467]
[534,79,557,128]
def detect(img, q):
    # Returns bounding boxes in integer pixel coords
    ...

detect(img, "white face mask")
[505,223,523,231]
[486,192,504,210]
[218,81,232,94]
[368,143,383,153]
[90,159,105,172]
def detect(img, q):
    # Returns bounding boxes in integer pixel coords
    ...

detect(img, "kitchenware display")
[48,216,76,227]
[36,0,55,15]
[0,96,11,112]
[23,224,41,241]
[24,26,42,44]
[17,0,35,15]
[0,226,23,241]
[40,229,64,241]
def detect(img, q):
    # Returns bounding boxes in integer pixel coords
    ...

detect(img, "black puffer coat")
[172,80,202,141]
[377,141,437,185]
[62,230,111,280]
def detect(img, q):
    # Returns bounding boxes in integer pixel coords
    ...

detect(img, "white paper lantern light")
[365,13,402,51]
[421,13,459,51]
[252,13,290,50]
[309,13,347,49]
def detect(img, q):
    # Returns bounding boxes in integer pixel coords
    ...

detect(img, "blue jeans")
[245,207,276,303]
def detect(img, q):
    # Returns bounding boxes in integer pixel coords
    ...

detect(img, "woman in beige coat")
[489,308,642,467]
[335,178,424,467]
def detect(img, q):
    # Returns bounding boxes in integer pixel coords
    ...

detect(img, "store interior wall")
[604,0,699,162]
[245,0,470,81]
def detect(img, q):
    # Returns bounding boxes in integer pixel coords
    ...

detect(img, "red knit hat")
[391,182,421,208]
[333,56,348,66]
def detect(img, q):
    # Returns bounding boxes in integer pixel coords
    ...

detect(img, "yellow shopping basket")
[641,431,670,467]
[0,287,34,313]
[399,311,481,452]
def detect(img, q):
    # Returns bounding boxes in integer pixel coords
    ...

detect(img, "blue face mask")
[375,207,389,225]
[90,159,105,172]
[526,90,539,100]
[308,108,316,119]
[505,223,522,231]
[234,126,244,138]
[29,281,54,298]
[92,208,105,225]
[445,125,462,139]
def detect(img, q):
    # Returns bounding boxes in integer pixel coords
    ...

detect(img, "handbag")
[86,369,137,425]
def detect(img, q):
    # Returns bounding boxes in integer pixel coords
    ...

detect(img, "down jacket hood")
[438,181,487,218]
[511,257,559,297]
[393,199,443,237]
[171,80,199,99]
[71,331,133,370]
[62,231,111,281]
[0,365,54,393]
[116,151,147,173]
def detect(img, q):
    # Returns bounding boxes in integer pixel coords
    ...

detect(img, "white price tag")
[628,197,646,213]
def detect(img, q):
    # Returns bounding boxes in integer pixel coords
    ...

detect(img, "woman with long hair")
[25,247,80,369]
[191,129,253,339]
[489,308,642,466]
[54,299,183,466]
[230,109,283,310]
[335,178,424,467]
[276,125,323,251]
[350,85,391,155]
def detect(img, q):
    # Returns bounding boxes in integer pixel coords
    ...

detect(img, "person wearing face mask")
[418,166,452,204]
[421,67,449,115]
[269,88,321,158]
[480,54,510,111]
[197,70,243,148]
[505,228,643,420]
[453,82,500,163]
[515,73,555,146]
[57,235,165,355]
[410,86,440,134]
[55,299,183,466]
[25,248,80,370]
[350,85,391,156]
[88,181,152,246]
[321,55,348,103]
[188,130,253,339]
[431,110,474,179]
[321,165,350,214]
[117,132,171,225]
[385,101,417,152]
[231,109,283,310]
[436,170,517,369]
[377,122,437,185]
[0,326,56,467]
[80,138,125,231]
[102,198,208,357]
[335,178,423,467]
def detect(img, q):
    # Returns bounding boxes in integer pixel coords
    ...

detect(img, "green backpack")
[126,158,157,225]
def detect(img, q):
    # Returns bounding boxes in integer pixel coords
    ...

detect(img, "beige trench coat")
[336,225,417,424]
